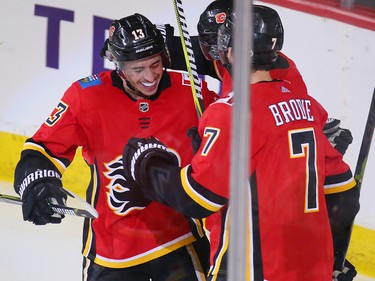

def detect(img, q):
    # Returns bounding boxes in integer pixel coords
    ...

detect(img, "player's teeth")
[142,82,155,87]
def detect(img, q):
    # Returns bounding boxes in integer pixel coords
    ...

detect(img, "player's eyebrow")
[131,57,162,71]
[131,65,145,71]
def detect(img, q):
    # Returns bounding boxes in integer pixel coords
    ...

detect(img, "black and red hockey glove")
[123,137,179,189]
[21,180,67,225]
[323,118,353,155]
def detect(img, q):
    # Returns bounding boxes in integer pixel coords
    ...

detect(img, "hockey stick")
[353,87,375,191]
[336,87,375,272]
[172,0,205,119]
[0,186,98,219]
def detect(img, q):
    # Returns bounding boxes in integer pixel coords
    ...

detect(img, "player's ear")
[116,71,127,81]
[121,72,128,80]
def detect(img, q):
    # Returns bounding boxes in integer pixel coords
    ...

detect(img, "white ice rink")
[0,181,374,281]
[0,182,82,281]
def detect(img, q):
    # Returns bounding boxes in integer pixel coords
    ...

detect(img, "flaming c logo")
[109,25,116,37]
[104,156,149,216]
[215,12,227,24]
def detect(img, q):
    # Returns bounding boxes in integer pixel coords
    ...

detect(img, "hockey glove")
[323,118,353,155]
[333,259,357,281]
[123,136,179,189]
[187,126,202,154]
[22,181,67,225]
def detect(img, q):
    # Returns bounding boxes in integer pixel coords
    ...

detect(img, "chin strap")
[116,70,150,100]
[115,63,155,100]
[124,80,150,100]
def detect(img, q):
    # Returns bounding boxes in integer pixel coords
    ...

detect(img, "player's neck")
[251,70,272,84]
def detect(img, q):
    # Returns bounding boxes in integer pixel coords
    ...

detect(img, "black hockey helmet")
[218,5,284,65]
[107,13,170,66]
[197,0,233,61]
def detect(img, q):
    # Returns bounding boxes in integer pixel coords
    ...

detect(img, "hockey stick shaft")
[354,87,375,190]
[339,86,375,267]
[172,0,204,119]
[0,187,98,219]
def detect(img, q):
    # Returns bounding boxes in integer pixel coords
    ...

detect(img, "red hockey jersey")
[15,70,218,268]
[183,80,356,280]
[213,51,307,97]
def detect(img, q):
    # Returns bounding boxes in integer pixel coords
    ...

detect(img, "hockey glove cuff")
[323,118,353,155]
[123,137,179,188]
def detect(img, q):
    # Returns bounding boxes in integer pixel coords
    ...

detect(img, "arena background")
[0,0,374,280]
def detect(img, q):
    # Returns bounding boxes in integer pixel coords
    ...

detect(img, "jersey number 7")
[289,128,319,213]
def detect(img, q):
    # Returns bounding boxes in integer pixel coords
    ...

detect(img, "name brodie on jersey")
[268,98,314,126]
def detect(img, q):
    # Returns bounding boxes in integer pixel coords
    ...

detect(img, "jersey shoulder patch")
[78,74,102,89]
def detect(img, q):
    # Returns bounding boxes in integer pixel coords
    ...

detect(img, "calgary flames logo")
[109,25,116,37]
[104,155,150,216]
[215,12,227,24]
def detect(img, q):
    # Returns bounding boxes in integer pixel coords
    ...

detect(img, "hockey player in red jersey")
[13,13,219,281]
[134,0,352,155]
[99,0,352,155]
[183,2,357,278]
[122,6,360,281]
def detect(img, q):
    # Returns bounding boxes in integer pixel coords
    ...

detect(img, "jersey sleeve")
[14,82,89,195]
[312,99,357,195]
[167,101,230,216]
[188,100,232,199]
[323,139,356,194]
[32,82,88,161]
[141,100,230,218]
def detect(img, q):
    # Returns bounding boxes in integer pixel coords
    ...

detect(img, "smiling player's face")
[121,54,164,98]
